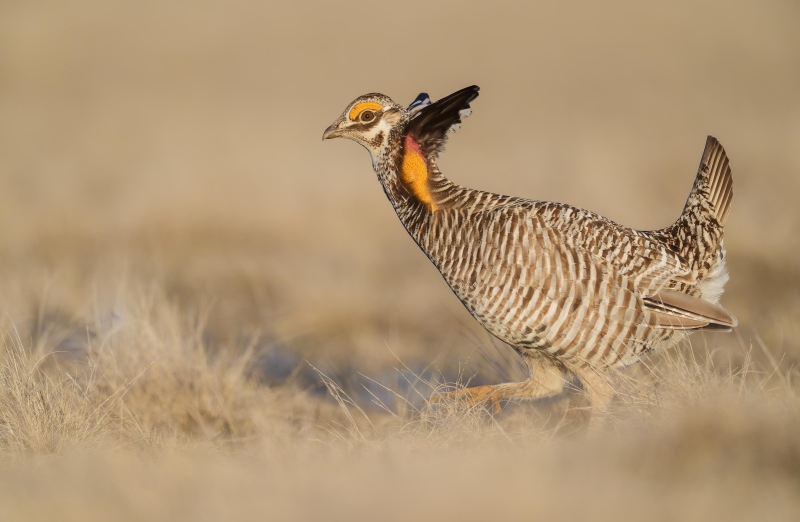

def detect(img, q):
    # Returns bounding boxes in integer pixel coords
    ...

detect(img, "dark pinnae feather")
[407,93,431,114]
[405,85,480,159]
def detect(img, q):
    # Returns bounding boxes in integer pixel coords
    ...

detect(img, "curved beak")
[322,123,345,141]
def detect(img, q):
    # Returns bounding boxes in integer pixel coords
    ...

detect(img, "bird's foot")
[430,385,504,414]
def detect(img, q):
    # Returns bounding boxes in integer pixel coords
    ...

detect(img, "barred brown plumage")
[323,86,736,422]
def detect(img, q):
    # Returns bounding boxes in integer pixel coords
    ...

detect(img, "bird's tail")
[683,136,733,228]
[660,136,733,258]
[657,136,733,303]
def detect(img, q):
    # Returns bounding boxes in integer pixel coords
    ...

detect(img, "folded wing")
[644,288,737,331]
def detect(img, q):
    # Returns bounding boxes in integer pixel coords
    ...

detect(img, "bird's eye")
[360,110,375,122]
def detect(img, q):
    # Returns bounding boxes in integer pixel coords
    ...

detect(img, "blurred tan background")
[1,0,798,374]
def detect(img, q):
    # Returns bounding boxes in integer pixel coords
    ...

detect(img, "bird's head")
[322,93,406,158]
[323,86,480,168]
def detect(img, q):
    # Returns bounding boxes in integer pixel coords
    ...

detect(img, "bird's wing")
[522,205,694,292]
[563,224,736,331]
[523,206,736,331]
[643,289,737,330]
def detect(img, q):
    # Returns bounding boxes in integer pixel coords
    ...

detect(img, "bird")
[322,85,736,421]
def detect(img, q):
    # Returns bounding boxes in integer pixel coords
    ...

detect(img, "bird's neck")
[373,134,462,243]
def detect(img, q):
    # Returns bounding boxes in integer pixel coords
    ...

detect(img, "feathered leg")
[571,364,615,433]
[433,351,568,413]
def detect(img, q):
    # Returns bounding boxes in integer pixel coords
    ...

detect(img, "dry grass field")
[0,0,799,519]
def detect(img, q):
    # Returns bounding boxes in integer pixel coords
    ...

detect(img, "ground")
[0,0,799,519]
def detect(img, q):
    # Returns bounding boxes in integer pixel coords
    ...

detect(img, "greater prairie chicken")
[323,85,736,417]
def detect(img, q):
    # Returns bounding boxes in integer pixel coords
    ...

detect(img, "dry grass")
[0,334,109,454]
[0,313,799,521]
[1,0,800,519]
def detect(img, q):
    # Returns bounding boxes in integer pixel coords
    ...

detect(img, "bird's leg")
[432,351,568,413]
[571,364,615,433]
[432,384,507,414]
